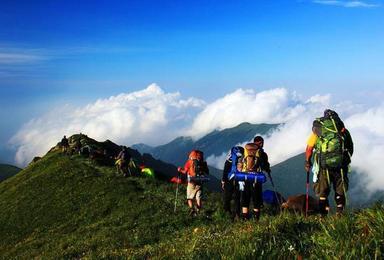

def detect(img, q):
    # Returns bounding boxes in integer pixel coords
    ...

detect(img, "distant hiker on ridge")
[240,136,271,221]
[116,146,132,177]
[305,109,354,216]
[222,146,244,219]
[61,135,69,154]
[178,150,209,216]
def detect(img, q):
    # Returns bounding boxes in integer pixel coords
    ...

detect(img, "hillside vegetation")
[0,138,383,258]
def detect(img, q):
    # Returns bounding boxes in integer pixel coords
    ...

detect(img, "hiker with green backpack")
[305,109,354,215]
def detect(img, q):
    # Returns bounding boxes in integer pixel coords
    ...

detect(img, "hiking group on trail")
[175,108,354,219]
[58,108,353,219]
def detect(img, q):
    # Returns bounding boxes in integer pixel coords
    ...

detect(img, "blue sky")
[1,0,384,163]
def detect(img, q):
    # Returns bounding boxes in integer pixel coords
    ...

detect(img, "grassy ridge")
[0,150,383,258]
[0,151,206,258]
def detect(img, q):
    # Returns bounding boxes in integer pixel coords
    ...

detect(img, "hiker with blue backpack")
[305,109,354,216]
[221,146,244,219]
[240,136,271,220]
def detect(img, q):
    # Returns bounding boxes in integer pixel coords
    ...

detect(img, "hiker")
[305,109,354,215]
[61,135,69,154]
[178,150,209,216]
[222,146,244,219]
[116,146,132,177]
[74,138,82,155]
[240,136,271,220]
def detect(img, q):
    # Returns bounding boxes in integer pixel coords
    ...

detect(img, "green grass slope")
[0,163,21,181]
[0,151,220,258]
[1,143,383,258]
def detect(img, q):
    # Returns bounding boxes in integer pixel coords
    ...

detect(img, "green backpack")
[314,115,345,169]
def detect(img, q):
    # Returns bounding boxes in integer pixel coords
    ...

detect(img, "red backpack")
[188,150,208,177]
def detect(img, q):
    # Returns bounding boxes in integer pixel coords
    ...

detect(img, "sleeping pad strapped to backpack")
[230,144,266,183]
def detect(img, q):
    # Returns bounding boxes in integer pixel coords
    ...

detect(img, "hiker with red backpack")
[240,136,271,220]
[178,150,209,216]
[305,109,354,216]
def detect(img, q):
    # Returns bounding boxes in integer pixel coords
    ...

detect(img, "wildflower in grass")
[288,245,294,252]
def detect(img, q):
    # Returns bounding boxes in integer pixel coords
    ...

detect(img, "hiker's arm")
[305,132,317,171]
[262,152,271,174]
[178,160,191,175]
[222,160,232,182]
[344,129,354,156]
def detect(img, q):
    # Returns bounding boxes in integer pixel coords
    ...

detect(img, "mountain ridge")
[133,122,278,170]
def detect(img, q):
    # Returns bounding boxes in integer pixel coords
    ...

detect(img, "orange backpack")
[188,150,207,177]
[243,143,261,172]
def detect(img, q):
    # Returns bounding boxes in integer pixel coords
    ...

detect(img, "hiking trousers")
[315,167,349,213]
[241,182,263,209]
[223,179,241,217]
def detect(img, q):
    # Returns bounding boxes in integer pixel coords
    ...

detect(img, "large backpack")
[313,112,345,169]
[243,143,261,172]
[188,150,208,177]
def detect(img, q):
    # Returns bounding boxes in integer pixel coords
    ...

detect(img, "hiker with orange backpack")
[305,109,353,216]
[240,136,271,220]
[178,150,209,216]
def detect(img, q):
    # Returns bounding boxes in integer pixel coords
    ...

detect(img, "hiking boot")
[189,208,196,217]
[241,213,249,221]
[253,211,260,221]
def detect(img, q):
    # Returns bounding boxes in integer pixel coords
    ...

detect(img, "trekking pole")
[305,170,310,218]
[267,172,283,212]
[174,172,180,213]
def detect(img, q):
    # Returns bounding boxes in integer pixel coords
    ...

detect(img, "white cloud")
[10,84,205,166]
[188,88,319,139]
[313,0,380,8]
[345,105,384,193]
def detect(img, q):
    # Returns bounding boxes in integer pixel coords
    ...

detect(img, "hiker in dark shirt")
[116,146,131,177]
[61,135,69,154]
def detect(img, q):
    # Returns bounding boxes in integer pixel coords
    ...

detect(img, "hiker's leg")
[223,180,234,214]
[318,169,331,216]
[234,181,241,218]
[195,185,202,212]
[241,183,251,220]
[334,168,348,214]
[187,183,196,215]
[253,183,263,220]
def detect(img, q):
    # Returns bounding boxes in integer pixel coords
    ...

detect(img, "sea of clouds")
[9,84,384,195]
